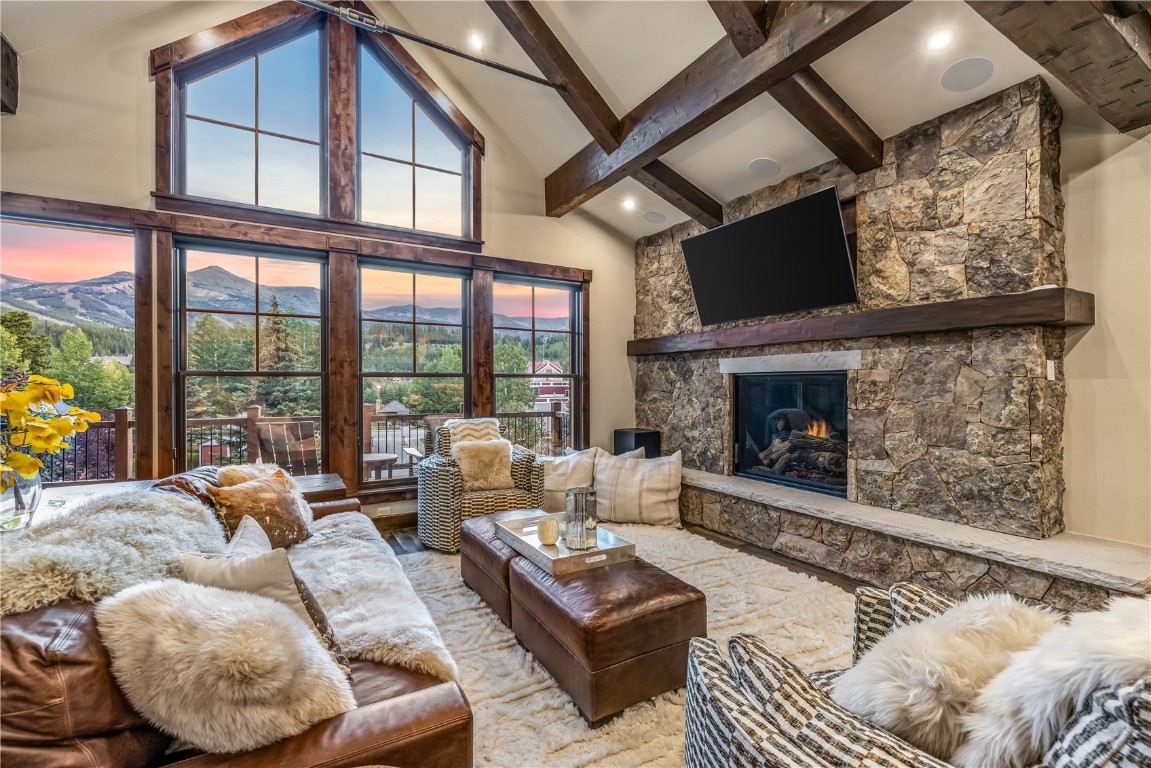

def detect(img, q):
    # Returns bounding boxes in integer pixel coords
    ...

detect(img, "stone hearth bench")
[680,468,1150,610]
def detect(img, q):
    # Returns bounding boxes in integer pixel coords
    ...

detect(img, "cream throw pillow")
[594,450,682,526]
[541,447,596,512]
[451,438,515,492]
[445,417,501,444]
[96,579,355,753]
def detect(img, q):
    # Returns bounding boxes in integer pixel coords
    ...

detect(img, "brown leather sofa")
[0,469,473,768]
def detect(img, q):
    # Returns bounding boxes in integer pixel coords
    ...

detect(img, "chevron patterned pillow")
[445,417,501,445]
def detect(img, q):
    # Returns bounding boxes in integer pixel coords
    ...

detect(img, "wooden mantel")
[627,287,1094,356]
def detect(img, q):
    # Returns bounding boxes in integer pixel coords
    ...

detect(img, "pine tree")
[44,328,108,412]
[0,311,52,373]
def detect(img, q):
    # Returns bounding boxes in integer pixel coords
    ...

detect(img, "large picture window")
[0,219,137,482]
[178,245,325,476]
[178,25,323,215]
[360,263,468,484]
[493,279,576,455]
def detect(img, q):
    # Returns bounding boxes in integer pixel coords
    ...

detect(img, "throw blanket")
[288,513,458,683]
[0,491,227,615]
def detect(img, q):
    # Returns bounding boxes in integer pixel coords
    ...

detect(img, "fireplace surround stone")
[634,76,1068,540]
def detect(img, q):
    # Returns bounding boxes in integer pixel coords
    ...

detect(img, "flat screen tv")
[681,186,856,326]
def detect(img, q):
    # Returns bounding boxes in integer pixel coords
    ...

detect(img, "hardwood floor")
[382,522,864,594]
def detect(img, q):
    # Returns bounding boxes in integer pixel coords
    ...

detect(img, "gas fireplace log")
[788,450,847,474]
[758,439,790,466]
[787,431,848,456]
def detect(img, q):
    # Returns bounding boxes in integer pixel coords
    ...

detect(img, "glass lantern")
[563,486,597,550]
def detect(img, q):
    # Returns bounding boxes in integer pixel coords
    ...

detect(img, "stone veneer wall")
[679,486,1119,612]
[634,77,1068,539]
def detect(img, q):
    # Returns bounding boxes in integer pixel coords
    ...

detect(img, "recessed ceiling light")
[643,210,666,224]
[468,33,484,52]
[941,57,994,92]
[747,157,780,179]
[622,198,637,211]
[925,29,954,51]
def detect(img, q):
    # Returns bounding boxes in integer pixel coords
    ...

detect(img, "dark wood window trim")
[1,192,591,493]
[0,210,158,480]
[151,2,485,246]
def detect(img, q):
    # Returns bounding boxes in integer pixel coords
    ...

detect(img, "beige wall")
[1062,129,1151,546]
[0,1,637,452]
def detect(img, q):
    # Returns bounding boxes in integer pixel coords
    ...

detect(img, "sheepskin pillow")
[953,595,1151,768]
[207,469,311,548]
[179,519,350,676]
[451,438,514,492]
[832,593,1062,761]
[96,579,355,753]
[593,450,682,526]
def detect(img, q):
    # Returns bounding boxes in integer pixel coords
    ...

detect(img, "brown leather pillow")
[206,470,310,548]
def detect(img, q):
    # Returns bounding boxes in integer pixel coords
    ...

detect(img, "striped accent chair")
[416,420,544,553]
[686,582,1151,768]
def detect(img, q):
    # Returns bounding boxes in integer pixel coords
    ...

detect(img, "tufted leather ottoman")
[509,556,707,725]
[459,509,533,626]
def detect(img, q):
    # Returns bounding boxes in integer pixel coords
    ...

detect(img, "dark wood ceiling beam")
[1110,1,1151,17]
[631,161,723,229]
[544,1,906,218]
[968,1,1151,133]
[767,66,883,173]
[707,1,780,57]
[486,0,621,152]
[1,35,17,116]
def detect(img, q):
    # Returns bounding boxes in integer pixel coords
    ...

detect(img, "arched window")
[159,9,479,243]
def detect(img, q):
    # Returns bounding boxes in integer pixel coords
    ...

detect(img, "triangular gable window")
[359,41,467,237]
[154,6,480,244]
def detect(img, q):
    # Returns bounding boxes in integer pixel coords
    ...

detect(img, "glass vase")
[0,472,43,532]
[563,486,597,550]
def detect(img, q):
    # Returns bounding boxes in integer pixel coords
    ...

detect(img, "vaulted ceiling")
[2,0,1148,241]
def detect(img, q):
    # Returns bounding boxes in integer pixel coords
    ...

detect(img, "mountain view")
[0,266,565,330]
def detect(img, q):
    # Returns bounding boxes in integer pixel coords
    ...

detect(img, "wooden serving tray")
[494,510,636,576]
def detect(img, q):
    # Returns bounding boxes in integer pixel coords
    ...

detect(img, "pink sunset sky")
[1,220,134,282]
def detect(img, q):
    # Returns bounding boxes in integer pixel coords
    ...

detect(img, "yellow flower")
[3,452,44,479]
[0,375,97,474]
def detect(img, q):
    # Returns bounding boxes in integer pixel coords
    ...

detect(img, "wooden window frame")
[174,239,329,474]
[151,2,485,251]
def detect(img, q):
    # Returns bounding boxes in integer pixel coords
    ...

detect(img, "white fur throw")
[287,512,459,682]
[0,491,226,615]
[953,595,1151,768]
[451,438,515,492]
[96,579,355,753]
[832,593,1062,761]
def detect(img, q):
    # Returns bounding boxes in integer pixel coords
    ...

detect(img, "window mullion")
[327,15,357,221]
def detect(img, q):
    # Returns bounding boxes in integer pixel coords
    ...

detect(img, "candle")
[537,517,559,546]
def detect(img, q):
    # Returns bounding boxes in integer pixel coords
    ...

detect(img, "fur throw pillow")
[832,593,1061,761]
[96,579,355,753]
[451,439,515,492]
[953,595,1151,768]
[207,470,311,548]
[0,491,225,615]
[218,463,299,491]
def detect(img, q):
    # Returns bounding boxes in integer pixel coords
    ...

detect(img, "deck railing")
[43,403,573,485]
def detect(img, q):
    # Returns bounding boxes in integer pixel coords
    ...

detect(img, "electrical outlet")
[382,506,392,515]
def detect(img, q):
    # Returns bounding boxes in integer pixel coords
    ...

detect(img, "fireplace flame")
[807,419,830,438]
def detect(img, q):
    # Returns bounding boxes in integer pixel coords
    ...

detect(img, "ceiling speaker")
[941,57,994,92]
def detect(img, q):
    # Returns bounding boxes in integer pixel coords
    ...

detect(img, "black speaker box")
[613,428,661,458]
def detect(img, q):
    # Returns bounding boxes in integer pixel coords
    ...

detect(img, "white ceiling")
[0,0,1111,242]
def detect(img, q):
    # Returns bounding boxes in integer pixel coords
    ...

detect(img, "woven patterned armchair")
[686,582,1151,768]
[416,422,544,553]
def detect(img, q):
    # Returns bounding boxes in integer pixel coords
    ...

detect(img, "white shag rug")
[400,523,854,768]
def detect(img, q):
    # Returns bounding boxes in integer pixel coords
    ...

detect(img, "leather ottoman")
[509,556,707,725]
[459,509,528,626]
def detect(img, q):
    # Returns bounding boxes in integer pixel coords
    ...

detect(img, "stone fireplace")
[634,76,1068,541]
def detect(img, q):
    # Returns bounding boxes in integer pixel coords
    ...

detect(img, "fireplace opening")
[732,371,848,497]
